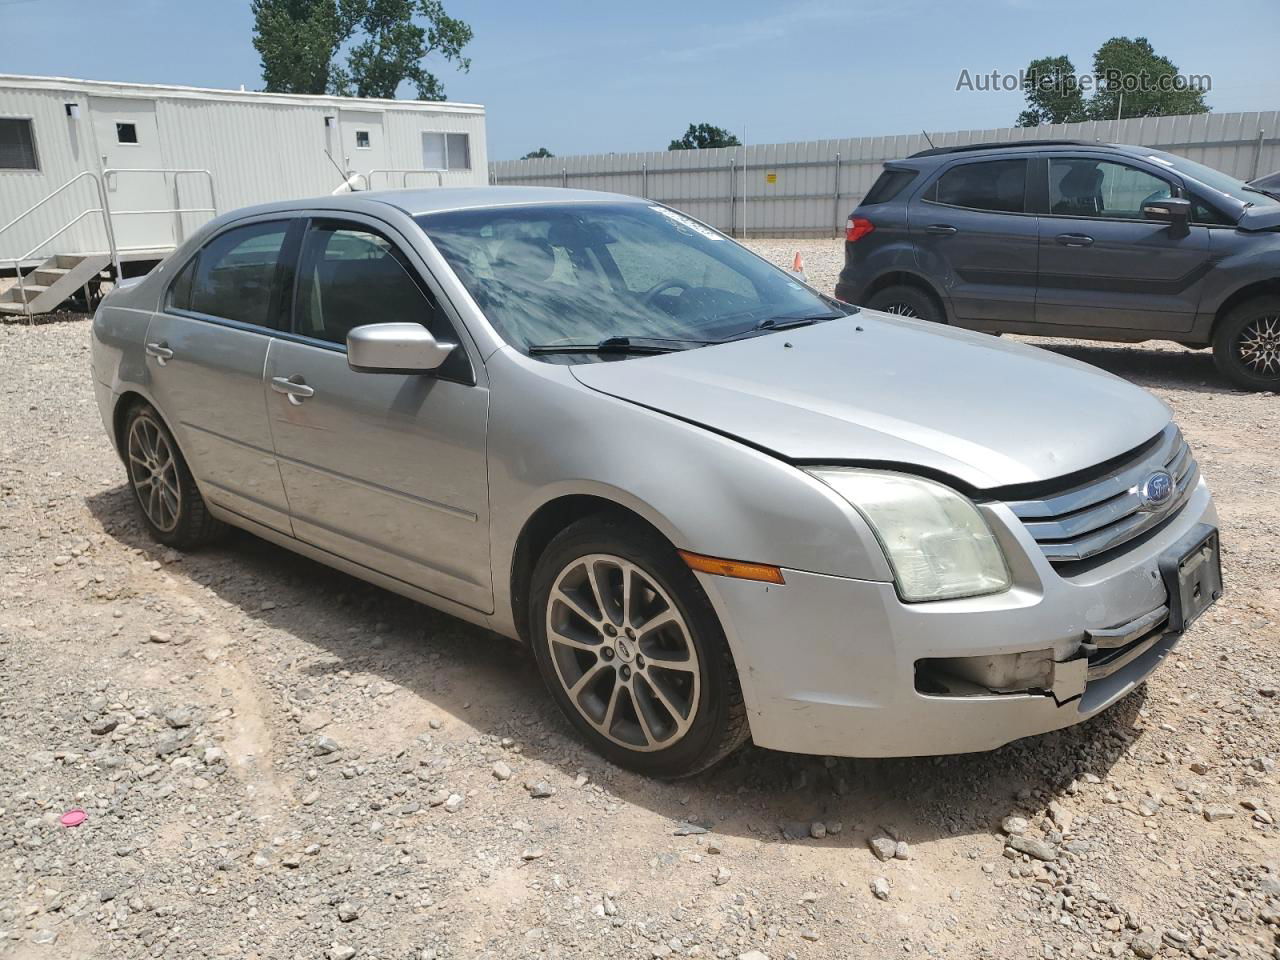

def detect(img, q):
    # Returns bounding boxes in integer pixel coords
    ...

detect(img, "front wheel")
[865,284,943,323]
[1213,296,1280,391]
[529,517,749,778]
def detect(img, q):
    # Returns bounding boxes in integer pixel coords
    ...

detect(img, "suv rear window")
[862,168,918,205]
[931,159,1028,213]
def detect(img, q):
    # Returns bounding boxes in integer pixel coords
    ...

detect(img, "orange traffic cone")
[790,250,807,282]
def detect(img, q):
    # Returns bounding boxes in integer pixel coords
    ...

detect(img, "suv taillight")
[845,216,875,243]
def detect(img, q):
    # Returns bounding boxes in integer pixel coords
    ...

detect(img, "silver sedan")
[91,187,1221,777]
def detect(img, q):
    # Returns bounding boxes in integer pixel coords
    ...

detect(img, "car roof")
[904,140,1151,162]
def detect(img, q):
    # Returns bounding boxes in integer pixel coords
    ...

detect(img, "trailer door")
[89,96,175,254]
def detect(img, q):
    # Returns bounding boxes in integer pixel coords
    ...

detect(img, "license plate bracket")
[1158,523,1222,634]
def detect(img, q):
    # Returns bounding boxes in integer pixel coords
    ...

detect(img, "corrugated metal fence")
[489,111,1279,238]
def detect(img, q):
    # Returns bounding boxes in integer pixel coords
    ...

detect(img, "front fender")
[484,349,893,640]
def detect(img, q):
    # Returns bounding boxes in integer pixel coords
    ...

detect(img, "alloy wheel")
[883,302,920,317]
[1237,314,1280,377]
[544,554,700,752]
[127,415,181,532]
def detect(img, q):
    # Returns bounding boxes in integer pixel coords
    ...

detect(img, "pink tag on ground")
[59,810,87,827]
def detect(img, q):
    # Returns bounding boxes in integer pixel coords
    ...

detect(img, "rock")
[809,821,826,839]
[311,735,340,756]
[673,823,708,836]
[443,793,464,813]
[739,952,770,960]
[148,630,171,644]
[1137,795,1162,818]
[894,840,910,860]
[713,866,732,885]
[1131,931,1161,958]
[869,836,896,861]
[337,901,359,922]
[31,929,57,945]
[492,760,513,781]
[1188,761,1210,775]
[870,876,891,900]
[298,711,331,734]
[1202,804,1235,822]
[1001,815,1029,835]
[164,706,195,728]
[90,716,118,735]
[521,847,545,861]
[1006,835,1057,862]
[329,946,357,960]
[525,781,553,798]
[155,729,195,757]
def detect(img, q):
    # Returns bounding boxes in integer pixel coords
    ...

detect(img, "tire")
[122,402,225,549]
[866,284,943,323]
[1213,296,1280,391]
[529,516,749,779]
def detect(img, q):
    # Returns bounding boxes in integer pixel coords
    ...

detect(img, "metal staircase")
[0,253,112,316]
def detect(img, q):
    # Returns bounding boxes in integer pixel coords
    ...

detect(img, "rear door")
[144,217,298,532]
[1035,155,1211,333]
[909,156,1039,326]
[265,215,492,611]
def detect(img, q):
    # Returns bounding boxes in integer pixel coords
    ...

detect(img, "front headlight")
[806,468,1010,602]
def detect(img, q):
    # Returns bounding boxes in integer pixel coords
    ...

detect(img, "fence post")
[641,160,648,199]
[561,167,568,188]
[728,158,736,236]
[832,153,842,239]
[1253,129,1266,180]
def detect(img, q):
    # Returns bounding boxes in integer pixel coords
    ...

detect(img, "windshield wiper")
[718,312,843,342]
[528,335,697,356]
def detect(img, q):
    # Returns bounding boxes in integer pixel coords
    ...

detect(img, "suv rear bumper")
[697,478,1217,758]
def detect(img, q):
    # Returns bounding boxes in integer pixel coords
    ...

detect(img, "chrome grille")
[1006,425,1198,563]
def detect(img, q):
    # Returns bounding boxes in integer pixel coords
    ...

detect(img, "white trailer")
[0,74,487,315]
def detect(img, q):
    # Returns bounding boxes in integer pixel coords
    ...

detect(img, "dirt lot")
[1,240,1278,960]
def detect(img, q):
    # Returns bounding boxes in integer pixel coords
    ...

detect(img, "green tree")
[522,147,555,159]
[252,0,471,100]
[1086,36,1209,121]
[668,123,742,150]
[1016,55,1088,127]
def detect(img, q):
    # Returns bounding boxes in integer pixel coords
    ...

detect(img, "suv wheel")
[1213,297,1280,391]
[123,402,225,548]
[529,517,749,778]
[866,284,943,323]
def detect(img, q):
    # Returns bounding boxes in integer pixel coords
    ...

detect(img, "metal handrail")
[9,206,112,321]
[367,169,446,190]
[0,170,104,241]
[101,168,218,270]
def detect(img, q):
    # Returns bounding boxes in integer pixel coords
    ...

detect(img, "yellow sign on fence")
[765,172,777,184]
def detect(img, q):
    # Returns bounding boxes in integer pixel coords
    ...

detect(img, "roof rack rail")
[907,139,1101,159]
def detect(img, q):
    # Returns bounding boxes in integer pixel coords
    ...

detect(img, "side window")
[294,221,455,346]
[1191,197,1234,226]
[187,221,289,327]
[1050,159,1171,219]
[932,159,1027,213]
[166,255,197,311]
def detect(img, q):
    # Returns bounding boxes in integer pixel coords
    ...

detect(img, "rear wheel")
[1213,296,1280,391]
[530,517,749,778]
[866,284,943,323]
[123,402,224,548]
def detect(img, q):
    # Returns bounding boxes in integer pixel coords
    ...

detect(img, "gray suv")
[835,140,1280,390]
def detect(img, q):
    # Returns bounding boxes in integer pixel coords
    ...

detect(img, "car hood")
[569,313,1171,489]
[1238,204,1280,231]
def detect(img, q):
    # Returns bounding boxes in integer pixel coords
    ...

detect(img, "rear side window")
[932,159,1028,213]
[862,168,918,205]
[187,221,290,328]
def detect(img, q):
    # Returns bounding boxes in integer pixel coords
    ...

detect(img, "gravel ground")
[1,243,1278,960]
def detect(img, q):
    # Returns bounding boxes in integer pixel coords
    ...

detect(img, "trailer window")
[0,118,38,171]
[422,132,471,171]
[355,130,370,149]
[116,123,139,145]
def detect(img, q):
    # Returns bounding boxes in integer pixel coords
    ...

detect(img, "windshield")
[416,202,840,355]
[1146,151,1280,209]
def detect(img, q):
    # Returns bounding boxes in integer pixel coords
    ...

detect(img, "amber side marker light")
[678,550,786,584]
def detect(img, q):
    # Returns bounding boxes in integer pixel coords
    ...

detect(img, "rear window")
[861,168,918,205]
[930,159,1028,213]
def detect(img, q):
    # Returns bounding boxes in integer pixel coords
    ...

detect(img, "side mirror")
[347,323,455,374]
[1141,196,1191,226]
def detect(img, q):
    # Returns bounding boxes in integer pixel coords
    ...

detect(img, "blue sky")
[3,0,1277,160]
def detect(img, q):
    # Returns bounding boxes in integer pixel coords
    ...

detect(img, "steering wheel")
[641,278,690,306]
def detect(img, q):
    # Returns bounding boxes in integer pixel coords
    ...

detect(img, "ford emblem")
[1139,470,1175,510]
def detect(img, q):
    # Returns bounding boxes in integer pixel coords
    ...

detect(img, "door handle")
[145,341,174,365]
[925,224,958,235]
[1055,233,1095,247]
[271,375,315,405]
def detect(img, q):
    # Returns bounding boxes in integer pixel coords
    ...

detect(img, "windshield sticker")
[651,206,725,241]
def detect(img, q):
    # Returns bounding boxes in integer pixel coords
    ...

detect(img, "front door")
[265,217,491,611]
[89,96,174,252]
[1035,156,1212,333]
[909,156,1039,326]
[338,110,387,187]
[144,218,297,532]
